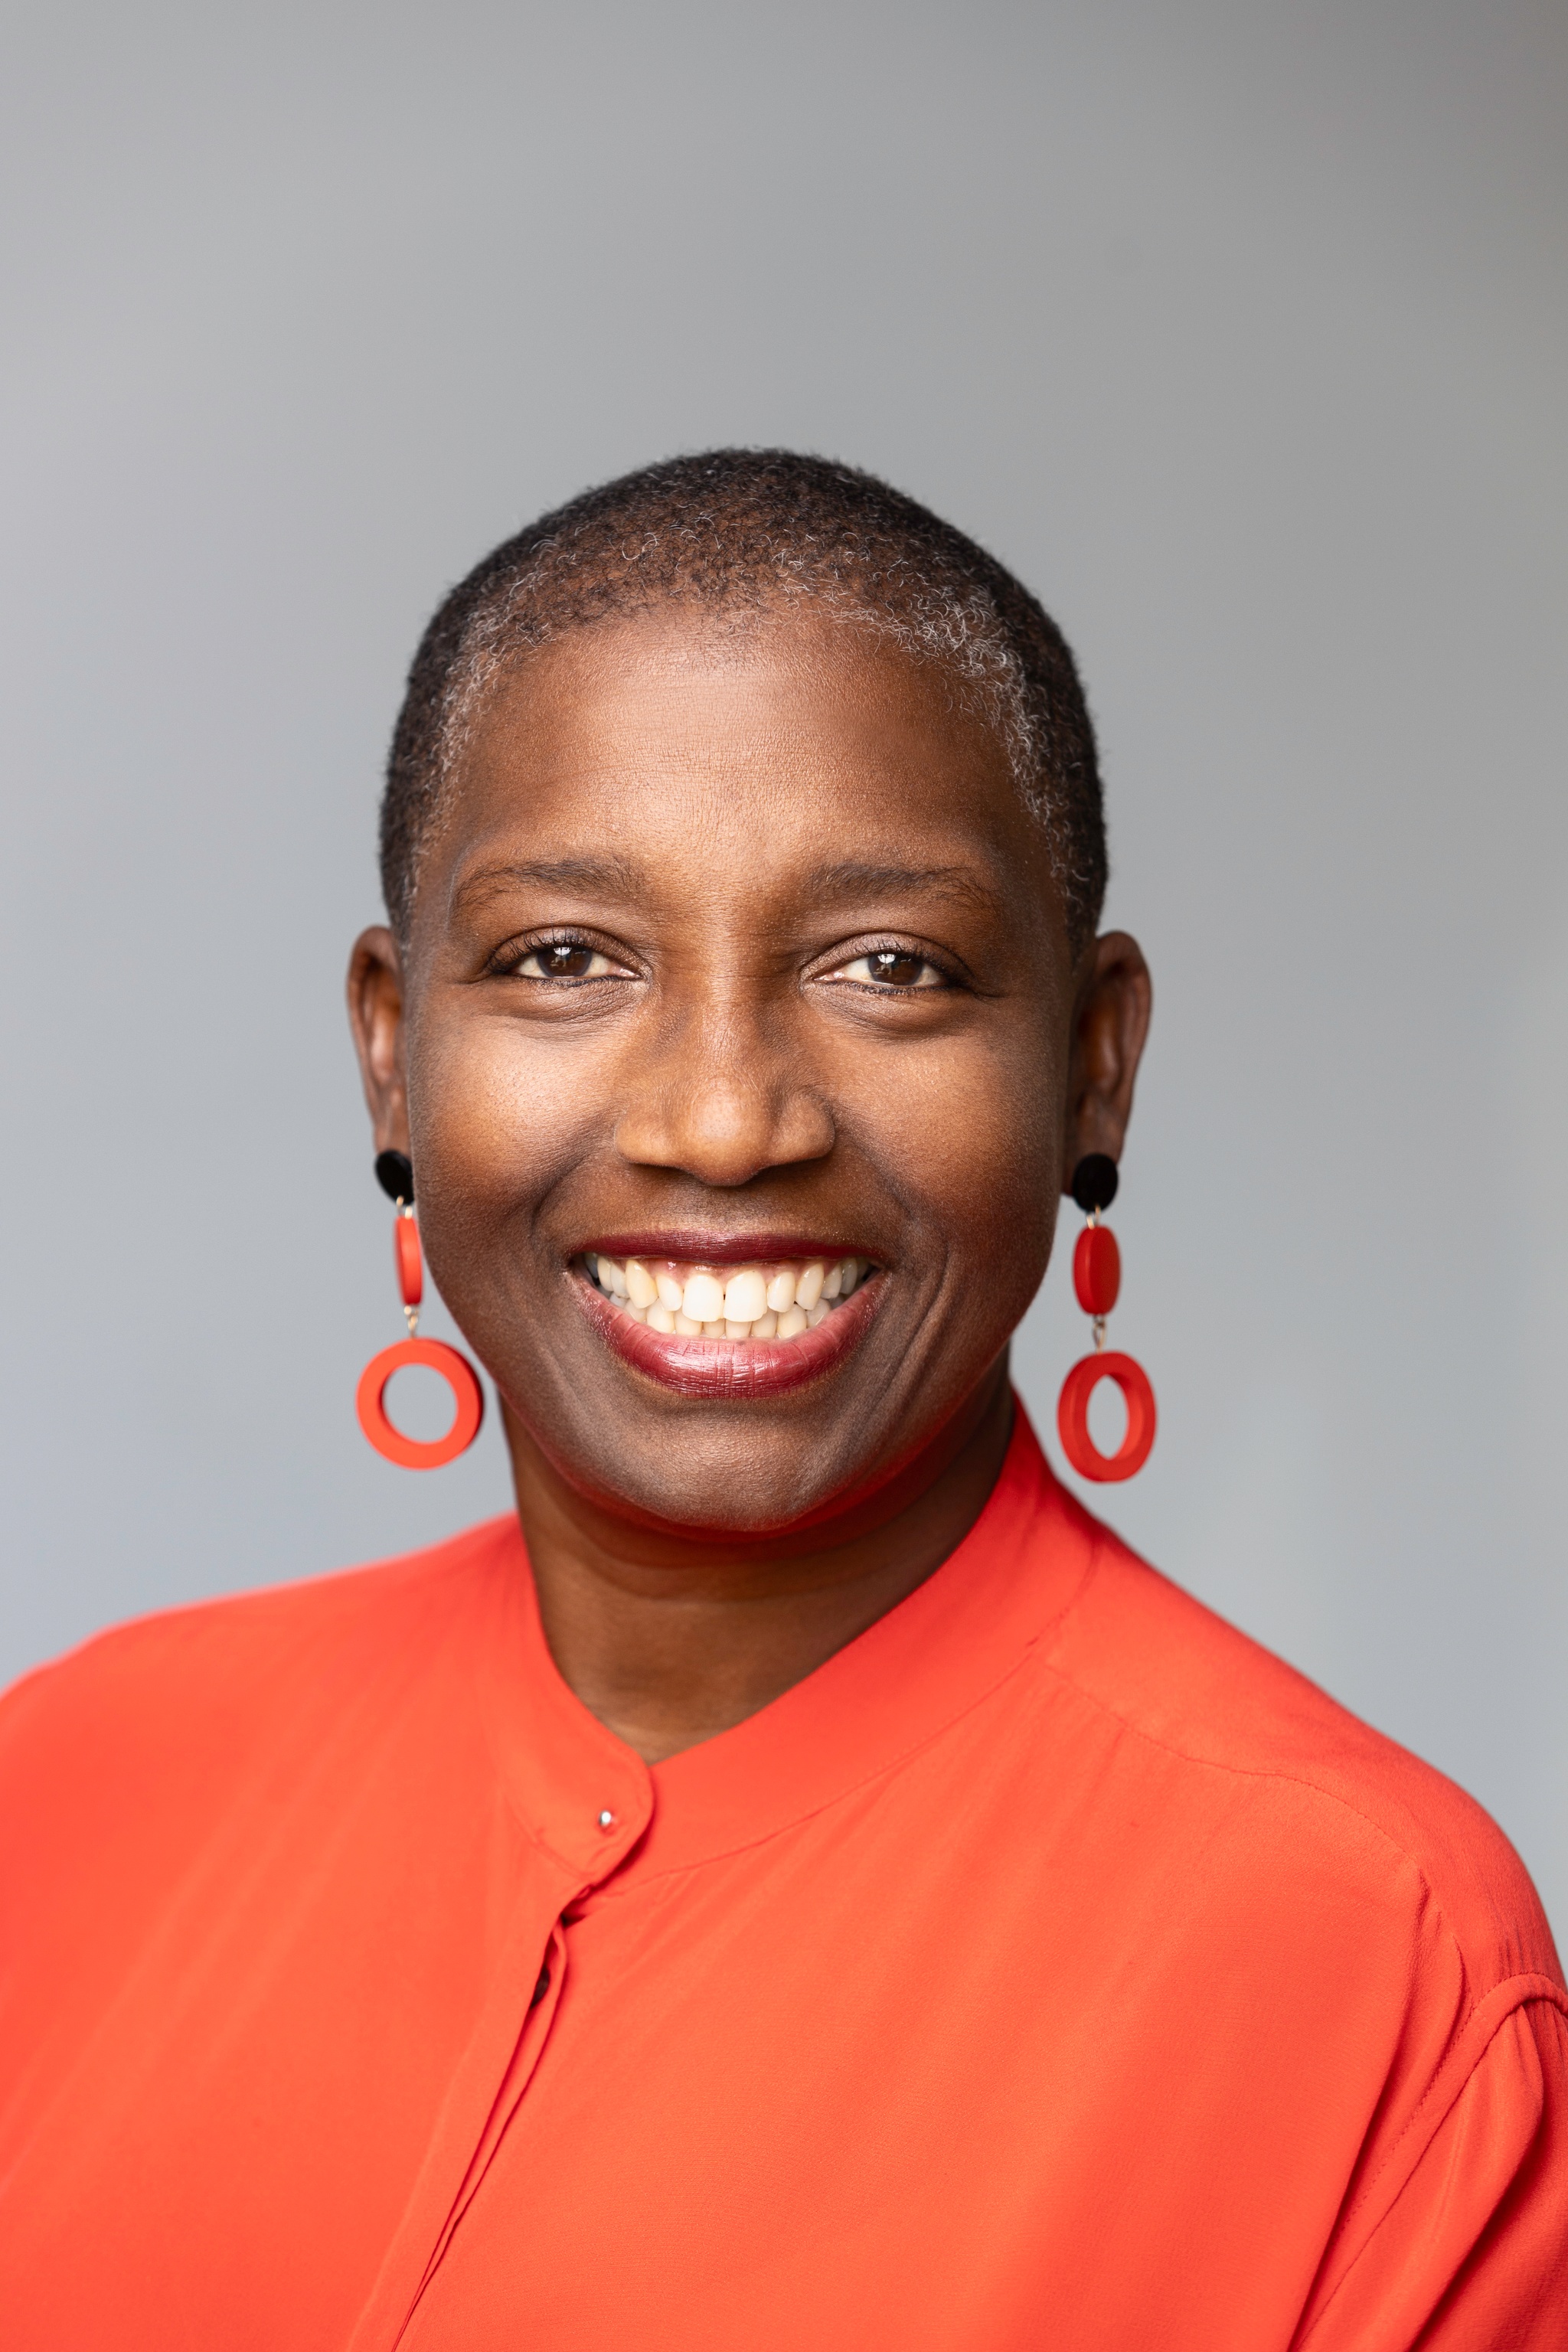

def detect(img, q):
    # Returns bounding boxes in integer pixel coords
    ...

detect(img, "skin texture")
[349,604,1150,1762]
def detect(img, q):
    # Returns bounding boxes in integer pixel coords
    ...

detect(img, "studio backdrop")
[3,0,1566,1922]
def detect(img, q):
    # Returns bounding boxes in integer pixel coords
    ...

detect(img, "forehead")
[439,606,1053,899]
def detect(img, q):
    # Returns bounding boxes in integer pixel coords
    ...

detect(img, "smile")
[585,1251,869,1339]
[573,1246,883,1398]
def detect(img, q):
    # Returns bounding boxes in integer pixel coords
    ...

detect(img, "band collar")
[472,1403,1098,1892]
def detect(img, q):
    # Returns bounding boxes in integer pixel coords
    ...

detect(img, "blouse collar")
[472,1403,1098,1894]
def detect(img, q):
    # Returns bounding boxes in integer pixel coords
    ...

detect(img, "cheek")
[854,1021,1061,1263]
[402,1005,612,1242]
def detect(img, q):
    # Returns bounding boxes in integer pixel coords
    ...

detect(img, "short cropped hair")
[381,449,1106,949]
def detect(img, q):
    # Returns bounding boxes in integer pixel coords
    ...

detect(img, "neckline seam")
[579,1533,1107,1892]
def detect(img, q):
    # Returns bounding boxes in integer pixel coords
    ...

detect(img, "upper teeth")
[586,1253,867,1340]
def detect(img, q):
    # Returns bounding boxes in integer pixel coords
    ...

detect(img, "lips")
[573,1258,884,1399]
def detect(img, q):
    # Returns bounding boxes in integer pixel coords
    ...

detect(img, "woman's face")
[355,604,1116,1534]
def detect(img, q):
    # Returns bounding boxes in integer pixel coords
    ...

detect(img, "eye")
[512,940,623,982]
[826,949,947,991]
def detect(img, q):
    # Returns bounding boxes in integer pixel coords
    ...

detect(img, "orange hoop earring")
[1056,1155,1157,1482]
[356,1152,485,1470]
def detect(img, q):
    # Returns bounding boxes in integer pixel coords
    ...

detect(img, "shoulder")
[1031,1480,1562,1997]
[0,1515,521,1812]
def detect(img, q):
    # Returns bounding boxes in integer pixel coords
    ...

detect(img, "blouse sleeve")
[1297,1994,1568,2350]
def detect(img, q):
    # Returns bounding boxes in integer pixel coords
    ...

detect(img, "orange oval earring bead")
[358,1152,486,1470]
[394,1212,423,1308]
[1073,1223,1120,1316]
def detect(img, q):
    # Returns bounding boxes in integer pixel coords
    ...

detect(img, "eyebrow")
[450,854,1005,916]
[451,856,645,911]
[801,862,1006,915]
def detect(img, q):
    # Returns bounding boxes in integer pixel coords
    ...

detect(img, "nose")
[612,1002,835,1187]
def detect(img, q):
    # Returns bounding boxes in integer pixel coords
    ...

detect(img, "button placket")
[384,1787,655,2345]
[389,1906,574,2347]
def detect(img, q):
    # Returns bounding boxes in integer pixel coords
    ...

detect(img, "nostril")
[612,1077,836,1183]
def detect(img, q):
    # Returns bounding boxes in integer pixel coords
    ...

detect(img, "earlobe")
[347,925,411,1151]
[1061,930,1152,1188]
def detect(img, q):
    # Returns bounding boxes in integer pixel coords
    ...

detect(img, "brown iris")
[867,952,927,986]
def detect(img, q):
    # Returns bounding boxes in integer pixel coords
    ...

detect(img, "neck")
[504,1360,1014,1766]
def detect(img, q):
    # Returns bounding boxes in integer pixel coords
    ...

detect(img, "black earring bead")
[374,1149,415,1206]
[1070,1153,1119,1216]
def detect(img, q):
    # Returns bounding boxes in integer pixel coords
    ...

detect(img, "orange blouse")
[2,1407,1564,2349]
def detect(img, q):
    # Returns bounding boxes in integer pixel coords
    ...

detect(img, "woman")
[2,452,1563,2349]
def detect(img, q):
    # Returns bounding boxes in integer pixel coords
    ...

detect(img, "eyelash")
[492,930,629,984]
[488,932,958,992]
[819,942,955,993]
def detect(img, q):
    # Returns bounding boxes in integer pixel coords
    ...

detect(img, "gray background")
[4,3,1565,1922]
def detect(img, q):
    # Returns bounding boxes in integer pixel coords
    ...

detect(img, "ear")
[1061,931,1152,1190]
[347,926,411,1155]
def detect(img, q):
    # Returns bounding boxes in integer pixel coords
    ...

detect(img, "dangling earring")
[1056,1153,1157,1482]
[355,1150,485,1469]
